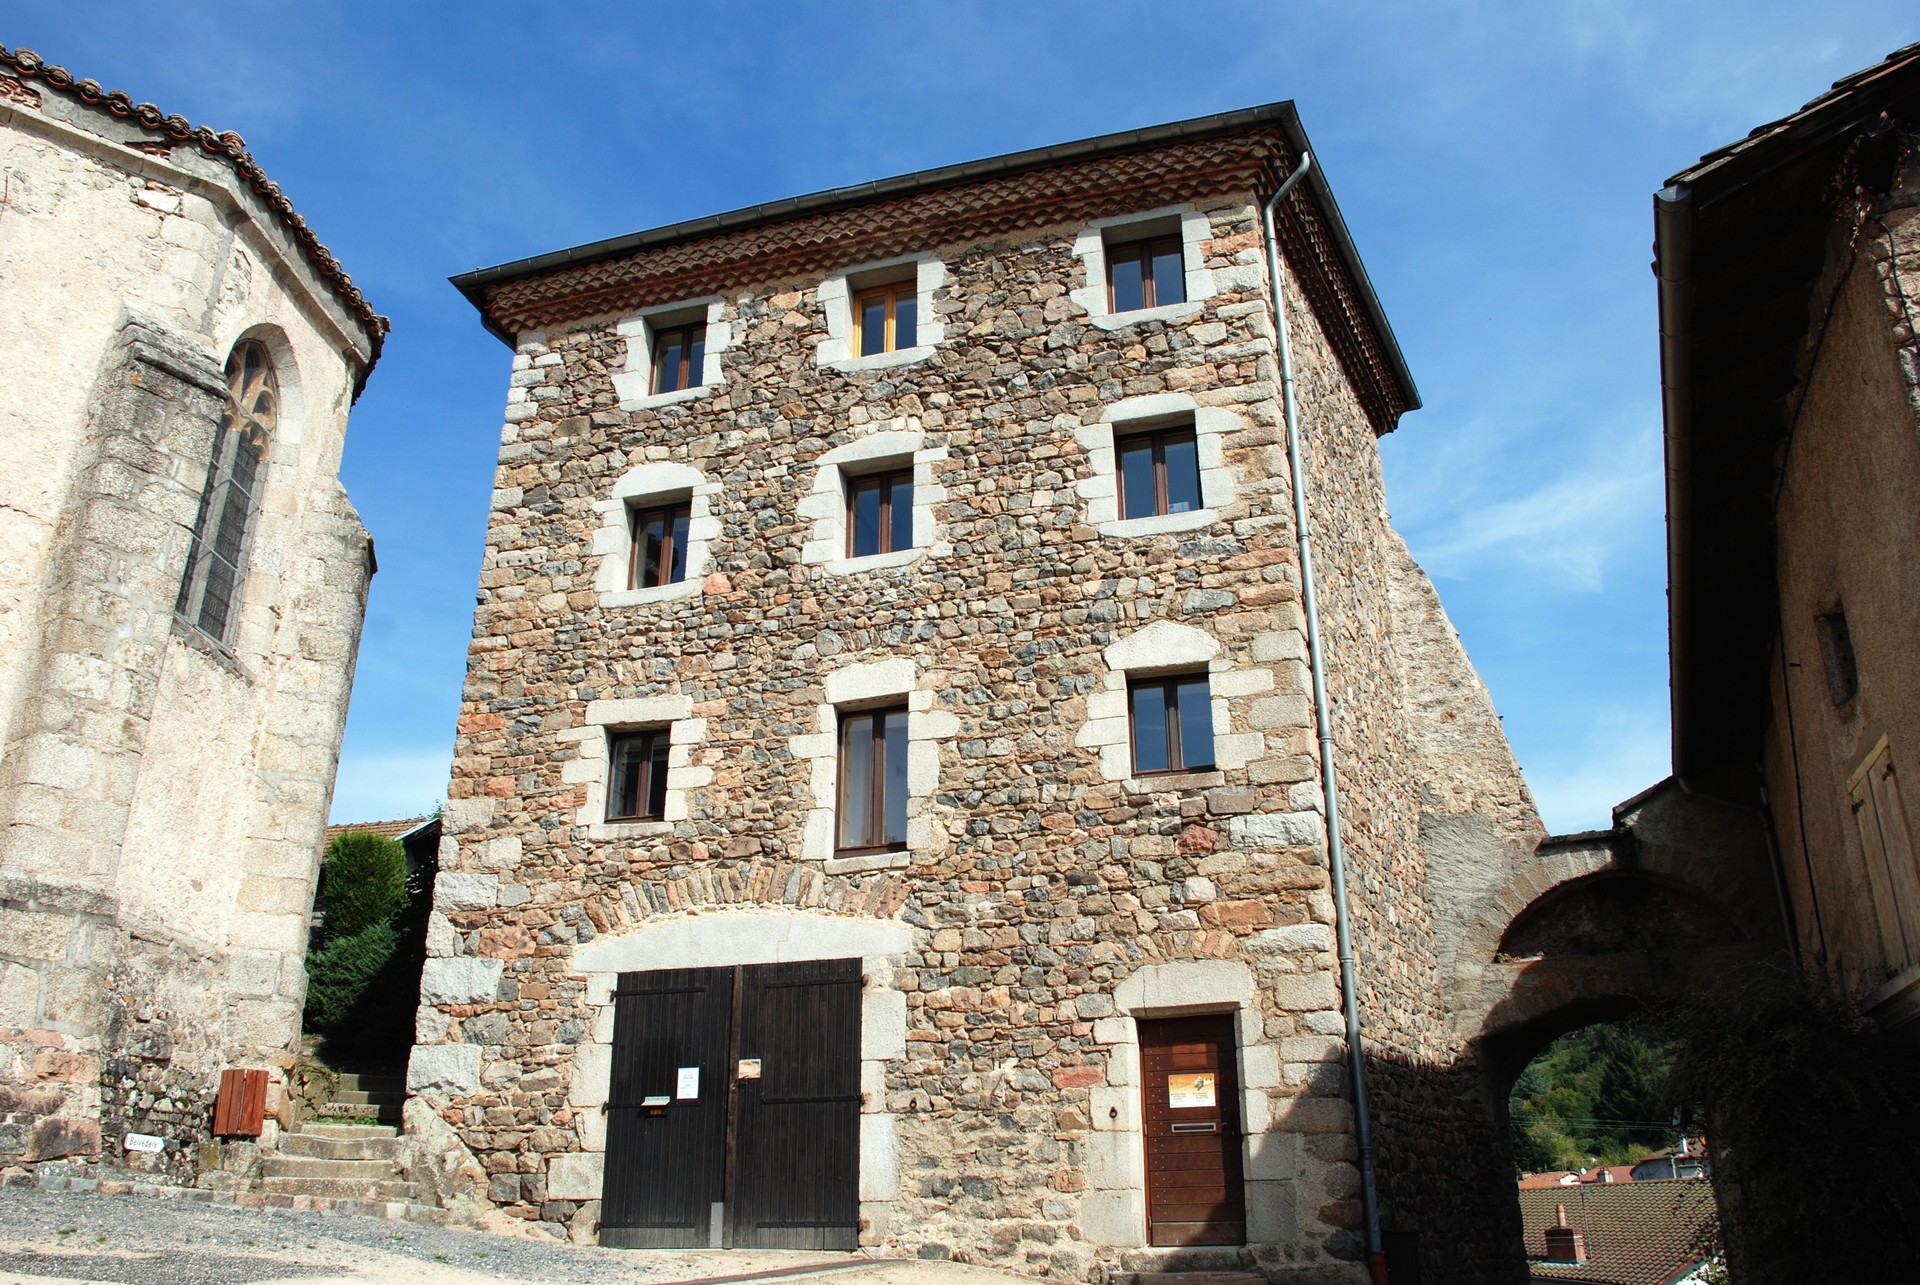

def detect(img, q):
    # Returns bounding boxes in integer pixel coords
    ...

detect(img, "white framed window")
[1074,392,1240,538]
[799,423,946,574]
[590,461,721,608]
[816,254,946,373]
[1076,621,1265,786]
[563,695,710,837]
[787,658,954,873]
[612,297,732,410]
[1070,206,1217,330]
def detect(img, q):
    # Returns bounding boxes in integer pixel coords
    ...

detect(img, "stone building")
[1653,41,1920,1035]
[0,47,383,1180]
[416,104,1554,1282]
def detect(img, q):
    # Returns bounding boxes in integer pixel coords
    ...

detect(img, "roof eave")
[449,102,1421,413]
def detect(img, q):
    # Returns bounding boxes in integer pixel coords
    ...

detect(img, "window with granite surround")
[612,298,731,410]
[816,254,945,373]
[1078,620,1265,787]
[1075,392,1239,539]
[592,462,720,608]
[1071,206,1216,330]
[789,658,954,873]
[567,696,710,837]
[800,424,946,575]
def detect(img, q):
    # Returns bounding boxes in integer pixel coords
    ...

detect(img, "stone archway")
[1428,778,1786,1281]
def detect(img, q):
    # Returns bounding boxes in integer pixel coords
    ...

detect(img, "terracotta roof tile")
[0,44,388,389]
[324,817,432,845]
[1668,40,1920,188]
[1519,1182,1717,1285]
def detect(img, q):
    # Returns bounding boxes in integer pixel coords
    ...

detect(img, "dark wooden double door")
[599,959,860,1250]
[1142,1013,1247,1246]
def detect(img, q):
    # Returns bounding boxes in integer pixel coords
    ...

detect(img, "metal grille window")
[651,323,706,394]
[177,340,274,643]
[629,501,692,589]
[1129,674,1215,775]
[845,468,913,558]
[1116,426,1202,520]
[1107,234,1185,312]
[608,729,671,822]
[837,706,907,853]
[853,281,917,356]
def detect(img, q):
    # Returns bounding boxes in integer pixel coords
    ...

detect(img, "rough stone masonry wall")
[414,190,1468,1284]
[0,81,375,1184]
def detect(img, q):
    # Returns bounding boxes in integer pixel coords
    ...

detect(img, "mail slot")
[1171,1121,1218,1134]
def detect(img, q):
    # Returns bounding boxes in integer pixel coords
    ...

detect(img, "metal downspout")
[1261,153,1389,1285]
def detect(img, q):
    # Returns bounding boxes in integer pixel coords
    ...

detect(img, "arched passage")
[1427,779,1786,1282]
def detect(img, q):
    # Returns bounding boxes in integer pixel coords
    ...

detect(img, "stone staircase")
[311,1069,406,1126]
[262,1121,419,1203]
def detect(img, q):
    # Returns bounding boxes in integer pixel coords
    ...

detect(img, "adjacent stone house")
[1654,44,1920,1032]
[417,104,1547,1282]
[0,47,383,1180]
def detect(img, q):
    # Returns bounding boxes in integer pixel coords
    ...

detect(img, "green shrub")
[302,920,400,1032]
[318,830,407,944]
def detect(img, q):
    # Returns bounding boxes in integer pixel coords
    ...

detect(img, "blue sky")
[9,3,1913,832]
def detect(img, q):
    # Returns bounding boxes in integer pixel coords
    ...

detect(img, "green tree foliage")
[303,827,435,1058]
[302,920,400,1031]
[1666,966,1920,1282]
[316,830,407,943]
[1508,1022,1680,1172]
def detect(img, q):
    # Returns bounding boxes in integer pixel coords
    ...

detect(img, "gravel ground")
[0,1189,1016,1285]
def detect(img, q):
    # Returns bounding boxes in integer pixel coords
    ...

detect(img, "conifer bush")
[315,830,407,942]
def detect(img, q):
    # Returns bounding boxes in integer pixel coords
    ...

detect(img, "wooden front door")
[599,959,860,1250]
[1141,1013,1246,1246]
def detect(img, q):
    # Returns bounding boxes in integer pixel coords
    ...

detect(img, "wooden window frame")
[650,322,706,395]
[628,500,693,590]
[1105,233,1185,312]
[607,728,672,823]
[836,704,908,855]
[1128,674,1215,776]
[844,467,914,558]
[851,280,916,357]
[1115,425,1201,520]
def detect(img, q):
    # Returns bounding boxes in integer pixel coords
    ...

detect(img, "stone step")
[277,1132,403,1161]
[263,1155,403,1182]
[298,1122,399,1140]
[334,1073,405,1096]
[313,1101,403,1124]
[261,1175,420,1202]
[1118,1274,1267,1285]
[325,1088,406,1106]
[1116,1249,1254,1275]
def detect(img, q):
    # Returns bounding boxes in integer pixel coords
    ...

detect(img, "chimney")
[1545,1204,1588,1265]
[1598,1167,1614,1183]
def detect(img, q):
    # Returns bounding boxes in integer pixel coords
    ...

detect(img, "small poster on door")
[1167,1072,1216,1109]
[676,1066,700,1100]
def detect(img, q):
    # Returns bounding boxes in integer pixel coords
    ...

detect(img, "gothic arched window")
[177,340,275,642]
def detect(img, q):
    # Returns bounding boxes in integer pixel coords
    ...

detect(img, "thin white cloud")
[329,747,451,825]
[1521,705,1673,835]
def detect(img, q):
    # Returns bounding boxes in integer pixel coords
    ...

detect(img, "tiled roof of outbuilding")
[1519,1182,1717,1285]
[324,817,433,845]
[0,44,388,386]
